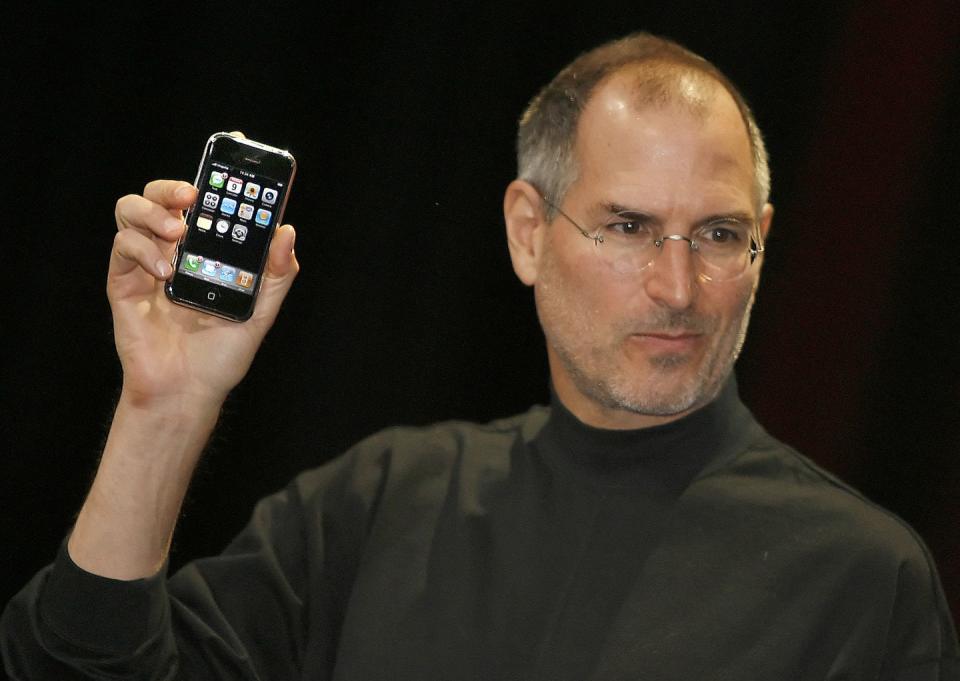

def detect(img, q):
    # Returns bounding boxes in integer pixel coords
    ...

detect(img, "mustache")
[628,309,717,335]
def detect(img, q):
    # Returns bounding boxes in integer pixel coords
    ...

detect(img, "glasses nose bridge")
[656,233,698,251]
[653,233,701,267]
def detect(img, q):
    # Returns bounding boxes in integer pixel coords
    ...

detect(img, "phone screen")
[177,161,285,294]
[167,134,295,321]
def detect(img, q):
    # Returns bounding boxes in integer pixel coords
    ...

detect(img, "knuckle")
[115,194,135,224]
[113,229,130,251]
[113,228,143,255]
[144,179,178,206]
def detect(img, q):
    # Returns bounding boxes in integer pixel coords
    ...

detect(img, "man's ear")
[504,179,548,286]
[759,202,774,240]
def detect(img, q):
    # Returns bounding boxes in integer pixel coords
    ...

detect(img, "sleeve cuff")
[38,538,170,654]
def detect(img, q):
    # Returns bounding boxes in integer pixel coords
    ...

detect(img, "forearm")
[68,392,223,580]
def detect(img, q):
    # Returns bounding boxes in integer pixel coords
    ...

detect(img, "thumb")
[247,225,299,330]
[265,225,298,279]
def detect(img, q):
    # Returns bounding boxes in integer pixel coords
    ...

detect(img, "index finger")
[143,180,197,210]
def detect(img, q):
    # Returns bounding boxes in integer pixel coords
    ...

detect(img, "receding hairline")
[596,58,724,116]
[586,61,749,145]
[517,33,771,215]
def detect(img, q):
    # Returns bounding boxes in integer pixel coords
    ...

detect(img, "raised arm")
[68,177,299,580]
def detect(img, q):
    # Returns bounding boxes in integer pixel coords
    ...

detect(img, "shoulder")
[701,426,938,574]
[356,405,550,456]
[351,404,548,467]
[288,405,550,509]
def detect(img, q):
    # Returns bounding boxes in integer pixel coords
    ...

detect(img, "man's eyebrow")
[599,203,660,223]
[696,212,756,226]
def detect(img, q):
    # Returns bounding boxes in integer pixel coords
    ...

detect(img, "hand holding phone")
[108,134,299,407]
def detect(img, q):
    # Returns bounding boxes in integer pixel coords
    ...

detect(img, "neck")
[538,374,752,489]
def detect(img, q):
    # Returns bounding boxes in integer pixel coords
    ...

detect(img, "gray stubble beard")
[538,275,758,420]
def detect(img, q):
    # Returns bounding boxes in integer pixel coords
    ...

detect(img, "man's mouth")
[629,331,703,352]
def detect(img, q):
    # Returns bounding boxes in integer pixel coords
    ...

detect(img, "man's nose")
[642,237,697,309]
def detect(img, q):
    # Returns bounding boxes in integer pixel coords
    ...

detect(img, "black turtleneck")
[4,377,957,680]
[502,377,755,678]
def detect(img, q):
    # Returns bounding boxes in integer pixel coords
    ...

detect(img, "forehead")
[572,68,755,211]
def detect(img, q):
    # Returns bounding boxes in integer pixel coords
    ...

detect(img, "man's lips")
[628,331,703,351]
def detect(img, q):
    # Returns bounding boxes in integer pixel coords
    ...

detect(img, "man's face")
[532,73,772,429]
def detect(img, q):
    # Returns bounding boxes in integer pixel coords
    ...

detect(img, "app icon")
[226,176,243,194]
[216,218,230,234]
[243,182,261,200]
[201,260,218,276]
[220,197,237,215]
[197,214,213,231]
[202,192,220,210]
[238,203,254,220]
[219,266,236,283]
[255,208,272,226]
[232,224,248,242]
[209,171,227,188]
[183,254,200,272]
[261,187,278,205]
[237,271,254,288]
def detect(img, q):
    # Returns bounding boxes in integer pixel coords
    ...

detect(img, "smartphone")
[165,133,296,321]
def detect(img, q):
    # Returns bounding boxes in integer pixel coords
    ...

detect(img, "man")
[3,32,957,680]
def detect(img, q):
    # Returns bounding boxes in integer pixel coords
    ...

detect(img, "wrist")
[118,381,229,415]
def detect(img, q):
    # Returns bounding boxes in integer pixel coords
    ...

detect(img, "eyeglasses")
[543,196,765,283]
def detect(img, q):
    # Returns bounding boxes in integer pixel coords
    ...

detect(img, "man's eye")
[609,221,646,236]
[705,225,744,244]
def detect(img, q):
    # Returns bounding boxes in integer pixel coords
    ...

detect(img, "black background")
[4,1,959,628]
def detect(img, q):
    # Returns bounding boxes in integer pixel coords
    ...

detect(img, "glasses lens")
[592,228,658,274]
[692,225,754,281]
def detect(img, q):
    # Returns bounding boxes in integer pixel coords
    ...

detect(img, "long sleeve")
[1,447,384,681]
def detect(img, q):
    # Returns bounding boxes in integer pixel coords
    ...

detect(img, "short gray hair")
[517,33,771,219]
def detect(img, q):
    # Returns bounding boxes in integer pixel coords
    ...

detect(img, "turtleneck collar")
[533,375,755,492]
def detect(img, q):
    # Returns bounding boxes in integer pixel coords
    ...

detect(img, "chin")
[606,380,707,417]
[602,357,728,417]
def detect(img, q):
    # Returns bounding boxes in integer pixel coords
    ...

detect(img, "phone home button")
[206,290,218,301]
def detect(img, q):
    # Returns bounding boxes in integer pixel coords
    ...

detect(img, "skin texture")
[505,70,774,430]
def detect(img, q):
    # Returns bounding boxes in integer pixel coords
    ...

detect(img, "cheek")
[536,246,608,338]
[555,260,628,328]
[550,239,643,311]
[712,278,758,330]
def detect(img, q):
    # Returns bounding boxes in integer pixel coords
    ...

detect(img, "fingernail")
[156,260,171,278]
[175,185,194,201]
[289,230,296,252]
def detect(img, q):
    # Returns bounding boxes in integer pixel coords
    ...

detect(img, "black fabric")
[3,379,959,680]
